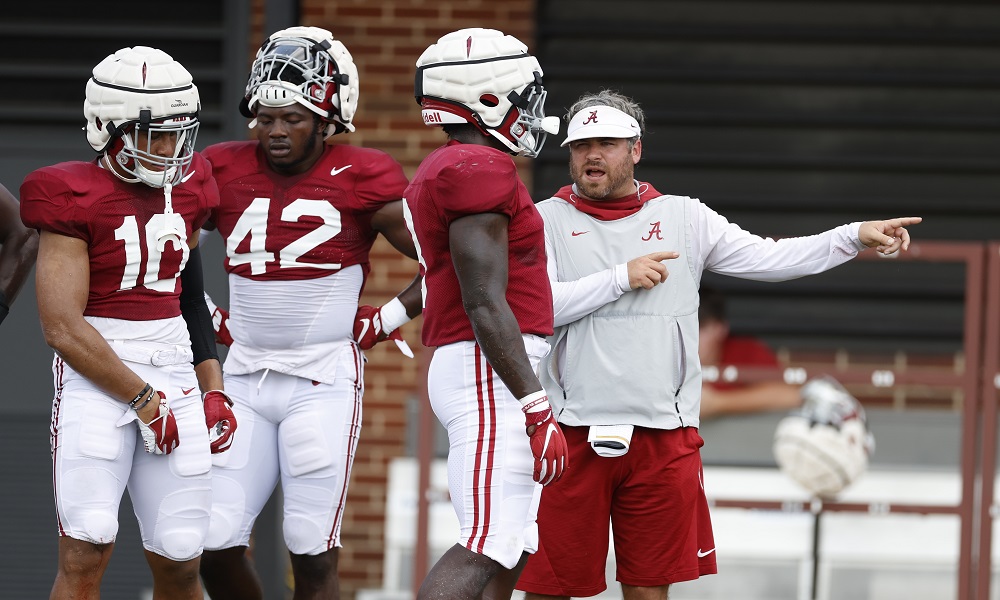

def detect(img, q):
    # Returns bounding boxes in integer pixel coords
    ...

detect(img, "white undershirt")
[547,195,865,327]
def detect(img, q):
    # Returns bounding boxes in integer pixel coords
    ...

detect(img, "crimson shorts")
[517,425,716,597]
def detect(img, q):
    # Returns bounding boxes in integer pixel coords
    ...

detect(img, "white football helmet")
[84,46,200,188]
[415,28,559,158]
[240,26,359,138]
[773,377,875,498]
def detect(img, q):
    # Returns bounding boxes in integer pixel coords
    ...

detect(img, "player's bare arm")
[371,199,419,260]
[627,250,679,290]
[0,183,38,307]
[395,275,424,319]
[369,198,424,319]
[858,216,922,254]
[450,212,542,399]
[36,230,161,423]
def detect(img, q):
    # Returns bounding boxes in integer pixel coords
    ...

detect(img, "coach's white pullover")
[538,183,867,430]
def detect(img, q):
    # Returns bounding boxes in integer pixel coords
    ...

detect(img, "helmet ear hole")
[480,94,499,107]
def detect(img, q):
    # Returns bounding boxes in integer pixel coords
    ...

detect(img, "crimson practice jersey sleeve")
[204,141,408,282]
[404,141,553,346]
[20,155,218,320]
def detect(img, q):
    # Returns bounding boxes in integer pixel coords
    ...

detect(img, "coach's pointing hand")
[627,251,680,290]
[859,217,922,255]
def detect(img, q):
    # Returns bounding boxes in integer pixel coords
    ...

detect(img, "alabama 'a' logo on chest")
[642,221,664,241]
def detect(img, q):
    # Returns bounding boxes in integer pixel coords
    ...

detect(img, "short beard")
[570,158,633,200]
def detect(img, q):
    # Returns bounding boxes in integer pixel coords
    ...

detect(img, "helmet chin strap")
[102,154,140,184]
[100,154,177,189]
[153,181,185,251]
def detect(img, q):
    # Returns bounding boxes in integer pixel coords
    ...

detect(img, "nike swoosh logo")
[358,318,371,341]
[182,387,196,395]
[542,422,557,455]
[697,548,716,558]
[330,164,353,176]
[571,231,589,236]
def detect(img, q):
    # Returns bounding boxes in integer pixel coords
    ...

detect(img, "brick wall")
[292,2,537,597]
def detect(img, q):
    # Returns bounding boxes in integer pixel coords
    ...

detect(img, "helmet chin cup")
[135,164,178,189]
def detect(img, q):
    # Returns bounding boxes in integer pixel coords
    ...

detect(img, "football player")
[197,27,420,600]
[20,46,235,600]
[0,183,38,326]
[405,28,568,600]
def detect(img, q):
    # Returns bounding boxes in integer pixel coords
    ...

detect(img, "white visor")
[561,105,641,146]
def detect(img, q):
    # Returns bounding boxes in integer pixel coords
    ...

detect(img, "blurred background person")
[698,285,803,420]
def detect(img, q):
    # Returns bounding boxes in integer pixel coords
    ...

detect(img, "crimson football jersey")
[404,140,553,347]
[203,141,408,283]
[20,156,218,320]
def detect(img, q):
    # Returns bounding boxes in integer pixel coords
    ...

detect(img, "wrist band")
[379,297,411,334]
[129,383,152,408]
[517,390,548,411]
[132,390,156,412]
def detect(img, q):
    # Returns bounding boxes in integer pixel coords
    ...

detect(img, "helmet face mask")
[84,46,200,188]
[484,71,553,158]
[242,26,359,138]
[415,28,559,158]
[112,115,199,188]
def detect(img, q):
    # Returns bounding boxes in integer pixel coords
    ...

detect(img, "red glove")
[520,392,569,486]
[203,390,237,454]
[204,293,233,347]
[353,304,404,350]
[136,397,180,455]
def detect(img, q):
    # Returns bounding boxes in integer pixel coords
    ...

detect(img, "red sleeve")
[19,170,89,241]
[720,336,780,367]
[355,151,408,211]
[201,142,249,228]
[710,336,781,390]
[433,154,518,225]
[191,153,220,230]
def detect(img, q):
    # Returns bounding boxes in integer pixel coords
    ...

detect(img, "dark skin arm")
[371,200,417,260]
[0,183,39,304]
[394,274,424,319]
[370,199,423,318]
[449,212,542,399]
